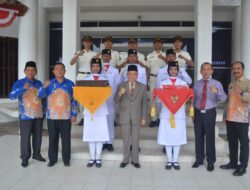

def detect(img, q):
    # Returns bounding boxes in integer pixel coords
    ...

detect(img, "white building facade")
[0,0,249,92]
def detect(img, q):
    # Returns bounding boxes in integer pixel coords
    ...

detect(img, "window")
[0,37,18,98]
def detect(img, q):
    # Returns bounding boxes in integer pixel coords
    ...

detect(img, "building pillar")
[37,0,48,82]
[62,0,79,82]
[194,0,213,80]
[18,0,38,79]
[241,0,250,77]
[232,6,241,62]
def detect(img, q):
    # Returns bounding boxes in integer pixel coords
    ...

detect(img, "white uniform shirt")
[98,50,120,68]
[157,66,192,88]
[120,63,147,85]
[147,50,166,75]
[77,50,96,73]
[175,50,192,69]
[101,63,120,97]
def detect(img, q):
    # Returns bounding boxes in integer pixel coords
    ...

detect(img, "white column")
[241,0,250,77]
[63,0,79,82]
[232,6,241,62]
[37,0,48,82]
[194,0,213,80]
[18,0,38,79]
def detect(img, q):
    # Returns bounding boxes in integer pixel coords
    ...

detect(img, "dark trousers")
[47,119,71,163]
[226,121,249,169]
[194,108,216,164]
[19,119,43,161]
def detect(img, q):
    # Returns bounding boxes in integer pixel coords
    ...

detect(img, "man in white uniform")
[103,36,120,68]
[173,35,194,68]
[101,49,120,151]
[120,49,147,85]
[118,37,147,69]
[70,36,96,125]
[147,37,167,127]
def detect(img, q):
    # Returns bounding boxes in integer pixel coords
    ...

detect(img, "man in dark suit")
[114,65,147,168]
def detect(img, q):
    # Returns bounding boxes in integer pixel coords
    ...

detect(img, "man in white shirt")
[118,37,147,69]
[147,37,167,127]
[101,49,120,151]
[120,49,147,86]
[70,36,96,125]
[173,35,194,68]
[103,36,120,68]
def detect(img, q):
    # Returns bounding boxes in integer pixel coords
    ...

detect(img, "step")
[40,137,229,163]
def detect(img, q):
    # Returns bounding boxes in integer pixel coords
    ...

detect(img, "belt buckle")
[201,110,206,113]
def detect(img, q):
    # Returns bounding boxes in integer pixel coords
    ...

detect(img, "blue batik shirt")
[9,77,44,120]
[38,78,77,120]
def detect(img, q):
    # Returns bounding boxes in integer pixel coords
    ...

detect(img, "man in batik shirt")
[38,62,77,167]
[9,61,46,167]
[220,61,250,176]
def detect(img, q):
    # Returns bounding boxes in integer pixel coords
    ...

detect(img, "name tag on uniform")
[201,110,206,113]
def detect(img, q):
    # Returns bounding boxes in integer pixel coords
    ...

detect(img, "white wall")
[0,18,19,38]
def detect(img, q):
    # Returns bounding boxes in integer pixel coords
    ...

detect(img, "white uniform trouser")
[89,142,103,160]
[165,145,181,163]
[106,99,115,144]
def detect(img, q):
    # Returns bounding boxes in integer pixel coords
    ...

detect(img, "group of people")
[9,35,250,177]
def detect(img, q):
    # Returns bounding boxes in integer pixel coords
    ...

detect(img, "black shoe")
[47,162,56,167]
[149,121,156,128]
[102,144,107,151]
[114,121,118,127]
[87,159,95,167]
[33,155,46,162]
[96,160,102,168]
[77,119,84,126]
[173,162,180,170]
[162,147,166,153]
[120,162,128,168]
[131,162,141,168]
[207,163,214,172]
[233,168,246,176]
[192,161,203,168]
[64,162,70,167]
[21,160,28,168]
[165,162,172,170]
[156,118,160,127]
[107,144,114,152]
[220,163,238,170]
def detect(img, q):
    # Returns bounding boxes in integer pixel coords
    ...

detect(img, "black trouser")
[194,108,216,164]
[19,119,43,161]
[47,119,71,163]
[226,121,249,169]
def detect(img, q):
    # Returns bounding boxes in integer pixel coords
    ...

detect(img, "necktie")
[105,64,110,71]
[200,80,208,110]
[130,83,135,96]
[93,75,99,80]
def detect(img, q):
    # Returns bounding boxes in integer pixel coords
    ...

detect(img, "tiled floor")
[0,134,249,190]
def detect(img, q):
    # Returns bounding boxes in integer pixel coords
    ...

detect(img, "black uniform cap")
[127,64,138,72]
